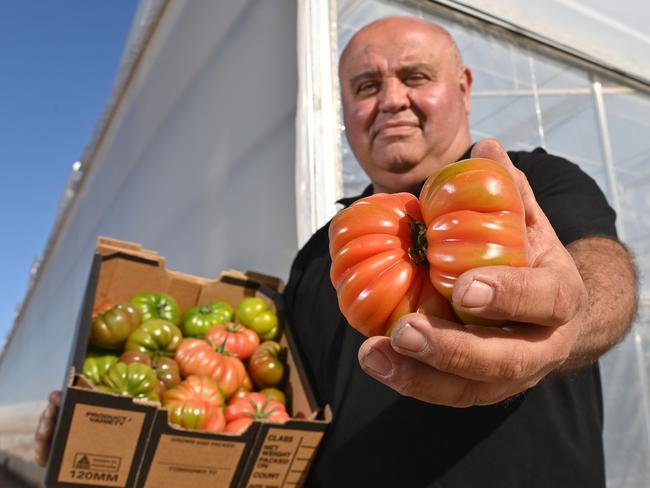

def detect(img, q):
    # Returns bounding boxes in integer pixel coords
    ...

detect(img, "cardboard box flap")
[96,237,164,268]
[97,237,154,254]
[220,269,285,294]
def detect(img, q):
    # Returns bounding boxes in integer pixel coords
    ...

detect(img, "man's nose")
[378,78,409,112]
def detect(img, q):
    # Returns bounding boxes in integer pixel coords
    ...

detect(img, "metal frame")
[295,0,343,246]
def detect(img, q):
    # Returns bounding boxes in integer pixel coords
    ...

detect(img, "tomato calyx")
[243,397,280,420]
[215,339,229,355]
[202,337,234,357]
[407,214,428,267]
[198,305,215,315]
[224,322,243,333]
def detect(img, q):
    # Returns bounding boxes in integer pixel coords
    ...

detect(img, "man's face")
[340,18,473,193]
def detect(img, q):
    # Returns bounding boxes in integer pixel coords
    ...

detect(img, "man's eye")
[356,81,379,95]
[405,73,428,85]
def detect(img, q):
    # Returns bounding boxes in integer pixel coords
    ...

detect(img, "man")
[282,16,637,487]
[37,16,637,487]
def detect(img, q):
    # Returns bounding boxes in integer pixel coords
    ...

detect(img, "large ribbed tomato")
[329,158,527,336]
[174,338,250,399]
[205,323,260,360]
[329,193,456,337]
[224,392,289,434]
[161,376,225,432]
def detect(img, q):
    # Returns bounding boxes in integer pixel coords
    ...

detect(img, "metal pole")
[592,74,650,458]
[527,53,547,148]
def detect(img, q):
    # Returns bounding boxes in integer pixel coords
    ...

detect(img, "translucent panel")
[462,34,537,92]
[455,0,650,84]
[341,134,369,197]
[601,314,650,488]
[529,54,593,91]
[604,90,650,299]
[541,95,601,160]
[471,95,544,150]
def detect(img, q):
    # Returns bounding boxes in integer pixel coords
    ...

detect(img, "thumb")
[452,264,585,327]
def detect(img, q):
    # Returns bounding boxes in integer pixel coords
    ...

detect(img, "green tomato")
[119,352,180,392]
[83,353,119,384]
[129,292,180,325]
[89,303,140,350]
[210,301,234,321]
[124,319,183,359]
[236,297,281,340]
[259,387,286,405]
[256,311,280,341]
[236,297,266,324]
[152,357,182,391]
[182,305,229,337]
[249,341,285,389]
[98,362,160,402]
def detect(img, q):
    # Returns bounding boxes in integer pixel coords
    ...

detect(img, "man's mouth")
[373,121,419,139]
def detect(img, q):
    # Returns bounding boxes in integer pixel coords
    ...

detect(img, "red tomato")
[419,158,527,302]
[329,158,527,335]
[224,392,289,434]
[162,376,225,432]
[174,339,248,399]
[329,193,456,336]
[162,375,224,407]
[205,322,260,360]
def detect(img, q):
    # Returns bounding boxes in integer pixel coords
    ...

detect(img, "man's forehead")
[340,35,445,76]
[340,21,451,74]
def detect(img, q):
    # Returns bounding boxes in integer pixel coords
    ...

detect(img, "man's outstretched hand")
[358,138,636,406]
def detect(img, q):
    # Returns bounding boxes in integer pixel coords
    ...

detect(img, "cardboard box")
[45,238,330,487]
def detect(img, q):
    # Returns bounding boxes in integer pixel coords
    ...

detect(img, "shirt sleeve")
[510,148,618,246]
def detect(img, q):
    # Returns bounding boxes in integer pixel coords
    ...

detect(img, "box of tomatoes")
[45,237,330,488]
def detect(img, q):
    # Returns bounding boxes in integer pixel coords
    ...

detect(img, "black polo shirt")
[283,148,617,487]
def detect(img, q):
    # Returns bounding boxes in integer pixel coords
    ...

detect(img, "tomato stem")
[226,322,241,333]
[406,214,428,267]
[215,339,229,354]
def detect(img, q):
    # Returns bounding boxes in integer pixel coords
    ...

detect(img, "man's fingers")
[48,390,61,408]
[389,314,572,382]
[34,390,61,467]
[34,446,50,468]
[358,336,536,407]
[452,264,585,326]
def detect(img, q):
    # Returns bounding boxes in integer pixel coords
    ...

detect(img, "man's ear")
[460,66,473,114]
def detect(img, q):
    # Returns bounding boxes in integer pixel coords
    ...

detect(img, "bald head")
[340,17,464,77]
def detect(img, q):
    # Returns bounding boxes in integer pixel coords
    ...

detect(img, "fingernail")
[362,349,393,376]
[461,280,493,308]
[393,324,427,352]
[38,418,51,435]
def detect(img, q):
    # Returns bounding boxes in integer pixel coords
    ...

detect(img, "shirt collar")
[336,145,474,208]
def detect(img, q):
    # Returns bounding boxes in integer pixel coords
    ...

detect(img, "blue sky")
[0,1,138,345]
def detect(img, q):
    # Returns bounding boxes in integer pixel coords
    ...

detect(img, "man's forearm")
[560,236,638,372]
